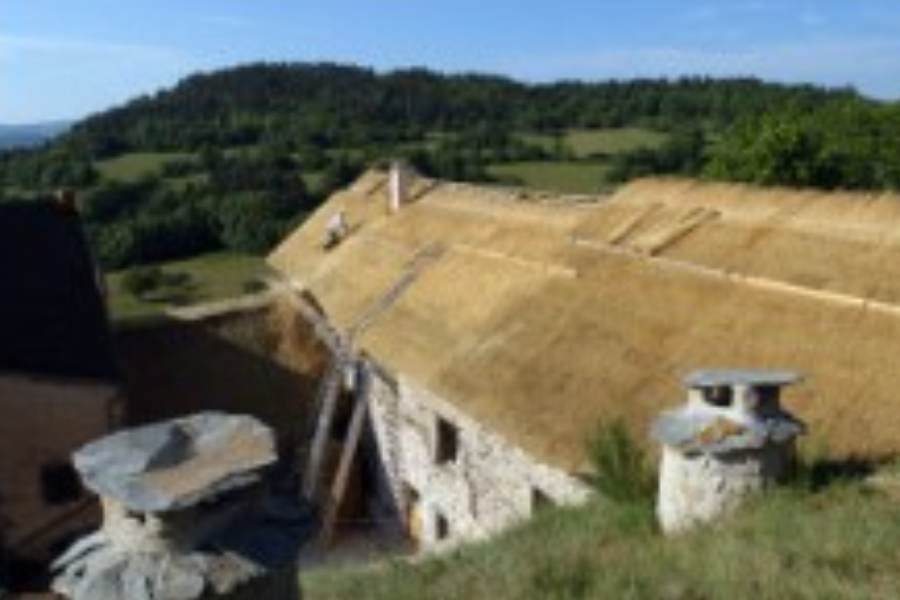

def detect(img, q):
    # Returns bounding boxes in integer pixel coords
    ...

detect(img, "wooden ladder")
[318,364,371,547]
[302,346,350,499]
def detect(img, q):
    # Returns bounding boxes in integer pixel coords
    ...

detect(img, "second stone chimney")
[389,160,411,213]
[652,369,805,534]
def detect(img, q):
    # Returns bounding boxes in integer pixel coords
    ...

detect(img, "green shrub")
[121,265,165,298]
[587,419,655,504]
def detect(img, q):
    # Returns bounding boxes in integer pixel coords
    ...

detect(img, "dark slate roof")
[683,369,801,388]
[0,201,117,381]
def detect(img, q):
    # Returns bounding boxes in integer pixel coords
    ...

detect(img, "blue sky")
[2,0,899,124]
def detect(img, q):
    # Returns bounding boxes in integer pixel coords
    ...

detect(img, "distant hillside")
[62,63,858,155]
[1,62,893,271]
[0,121,71,150]
[0,63,864,194]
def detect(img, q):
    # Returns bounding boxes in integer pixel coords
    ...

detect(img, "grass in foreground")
[303,481,900,600]
[105,252,270,323]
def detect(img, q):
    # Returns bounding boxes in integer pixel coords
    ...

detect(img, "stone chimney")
[51,413,304,600]
[652,370,805,534]
[389,160,411,213]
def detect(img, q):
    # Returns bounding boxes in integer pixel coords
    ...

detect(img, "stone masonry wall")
[362,361,590,548]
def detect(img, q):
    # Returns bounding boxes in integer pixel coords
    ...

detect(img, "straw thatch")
[269,172,900,472]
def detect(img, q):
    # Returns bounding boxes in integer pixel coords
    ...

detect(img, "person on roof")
[323,209,349,249]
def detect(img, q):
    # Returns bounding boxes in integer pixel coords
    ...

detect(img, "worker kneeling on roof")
[323,209,349,249]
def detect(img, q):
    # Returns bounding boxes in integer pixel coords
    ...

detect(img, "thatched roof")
[270,171,900,472]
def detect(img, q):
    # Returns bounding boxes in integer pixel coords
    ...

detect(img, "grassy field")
[303,475,900,600]
[566,127,667,157]
[488,161,611,195]
[96,151,194,182]
[302,170,327,192]
[85,128,667,197]
[519,128,668,159]
[105,251,271,322]
[95,151,322,194]
[491,128,667,195]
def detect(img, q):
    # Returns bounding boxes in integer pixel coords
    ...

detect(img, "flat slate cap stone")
[653,411,805,454]
[74,412,276,513]
[684,369,802,388]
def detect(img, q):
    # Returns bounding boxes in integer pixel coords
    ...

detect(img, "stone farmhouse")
[0,199,122,588]
[269,167,900,549]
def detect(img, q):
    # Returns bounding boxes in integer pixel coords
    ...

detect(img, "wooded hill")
[1,63,897,270]
[62,64,857,153]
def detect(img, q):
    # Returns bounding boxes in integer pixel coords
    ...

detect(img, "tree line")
[62,64,859,157]
[706,100,900,190]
